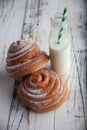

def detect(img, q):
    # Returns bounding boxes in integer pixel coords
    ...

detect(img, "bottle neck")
[50,13,68,43]
[50,23,62,39]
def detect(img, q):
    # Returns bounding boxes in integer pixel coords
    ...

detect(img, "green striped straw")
[57,8,68,44]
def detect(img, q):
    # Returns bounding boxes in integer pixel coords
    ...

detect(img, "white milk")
[49,36,70,78]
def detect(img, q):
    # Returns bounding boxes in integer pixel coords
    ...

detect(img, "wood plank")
[0,0,27,129]
[3,0,87,130]
[53,0,87,130]
[75,51,87,128]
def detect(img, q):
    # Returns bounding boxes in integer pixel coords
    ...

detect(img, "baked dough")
[6,40,49,78]
[18,68,69,112]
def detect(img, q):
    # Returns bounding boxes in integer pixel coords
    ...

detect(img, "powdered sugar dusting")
[8,44,32,58]
[18,68,68,111]
[6,52,43,70]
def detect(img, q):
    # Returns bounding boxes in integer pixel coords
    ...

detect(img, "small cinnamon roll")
[18,68,69,112]
[6,40,49,78]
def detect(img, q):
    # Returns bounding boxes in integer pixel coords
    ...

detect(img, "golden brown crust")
[6,40,49,78]
[18,68,69,113]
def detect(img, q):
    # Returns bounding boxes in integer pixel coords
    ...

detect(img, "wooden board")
[0,0,87,130]
[0,0,27,129]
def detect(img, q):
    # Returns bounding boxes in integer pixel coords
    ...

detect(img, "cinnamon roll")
[6,40,49,78]
[18,68,69,112]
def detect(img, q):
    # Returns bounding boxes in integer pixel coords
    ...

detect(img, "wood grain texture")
[0,0,87,130]
[0,0,27,130]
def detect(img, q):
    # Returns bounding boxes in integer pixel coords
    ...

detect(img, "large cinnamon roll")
[18,68,69,112]
[6,40,49,78]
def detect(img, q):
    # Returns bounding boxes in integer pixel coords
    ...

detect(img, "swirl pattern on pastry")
[6,40,49,78]
[18,68,68,112]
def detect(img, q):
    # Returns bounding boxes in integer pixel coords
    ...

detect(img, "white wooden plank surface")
[0,0,87,130]
[0,0,27,129]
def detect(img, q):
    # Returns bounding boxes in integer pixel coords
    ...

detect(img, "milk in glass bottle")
[49,13,70,79]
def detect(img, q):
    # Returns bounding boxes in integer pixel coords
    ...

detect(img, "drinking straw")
[57,8,68,44]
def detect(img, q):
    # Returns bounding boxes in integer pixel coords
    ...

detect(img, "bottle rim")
[50,13,63,26]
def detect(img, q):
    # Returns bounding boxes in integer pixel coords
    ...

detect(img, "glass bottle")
[49,13,70,79]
